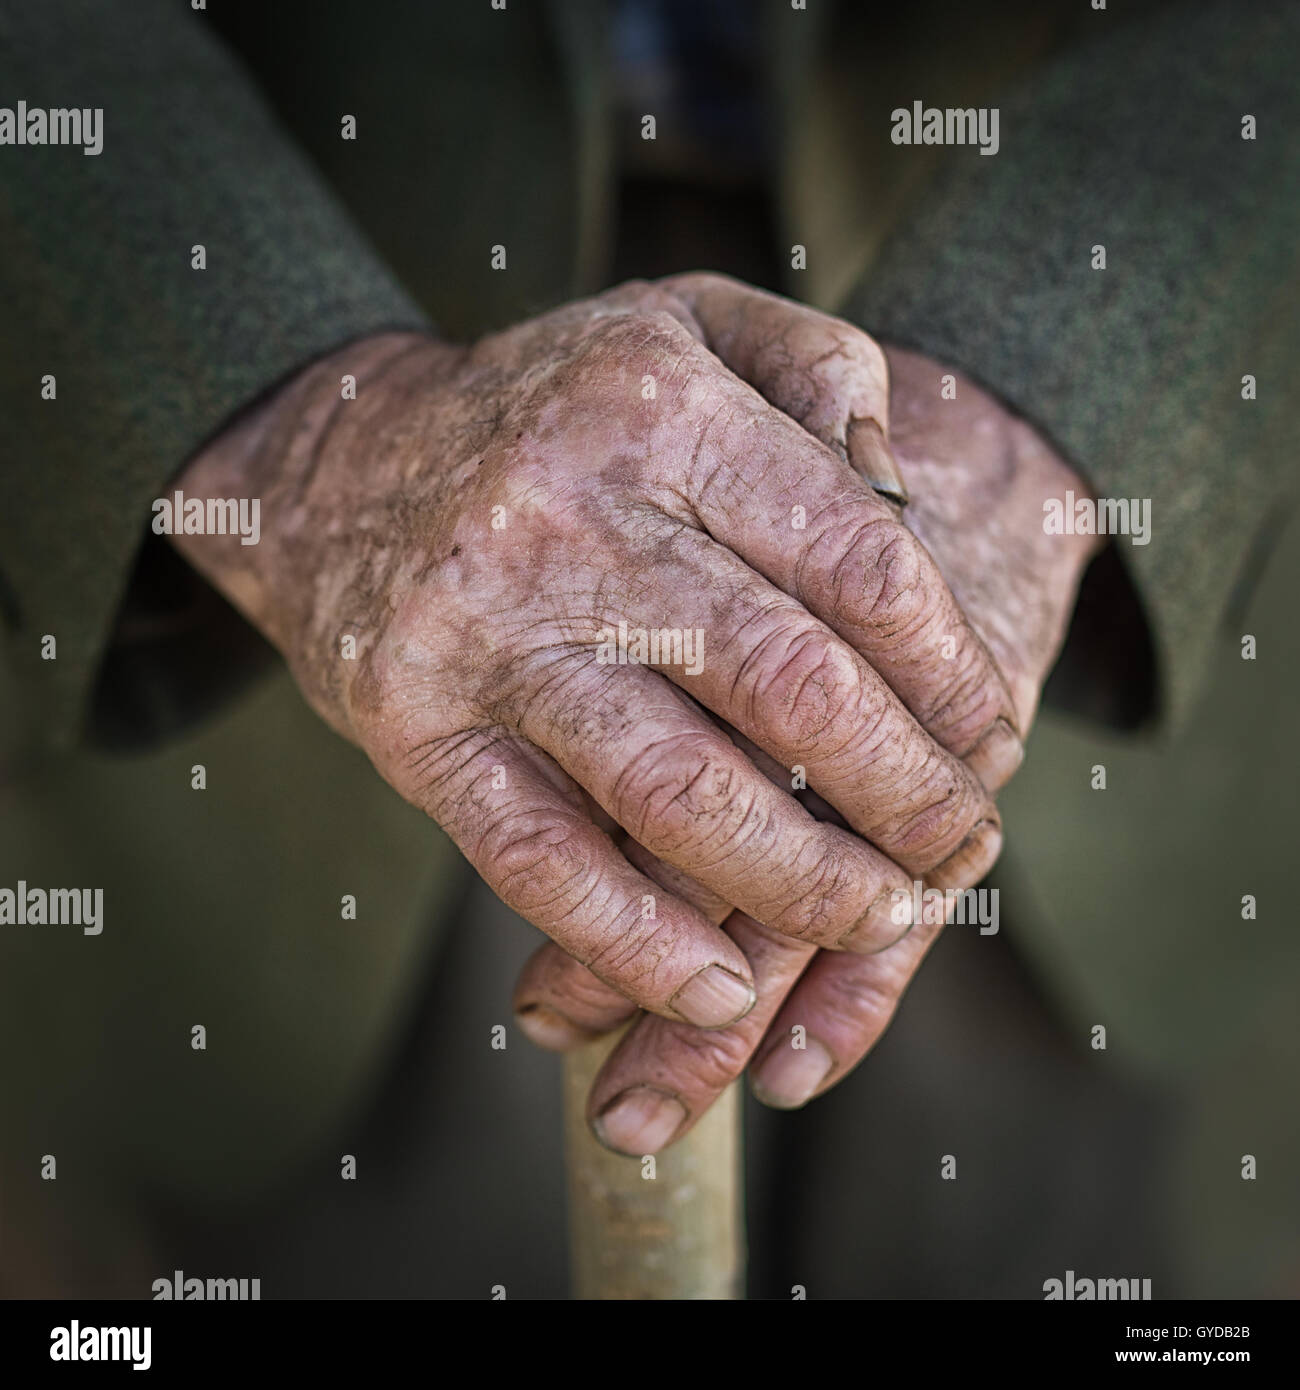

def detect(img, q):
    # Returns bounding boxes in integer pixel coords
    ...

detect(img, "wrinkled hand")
[173,274,1018,1039]
[514,343,1101,1154]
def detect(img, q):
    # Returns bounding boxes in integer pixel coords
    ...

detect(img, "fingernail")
[931,819,1003,889]
[669,965,756,1028]
[592,1086,687,1155]
[965,718,1024,792]
[847,417,909,506]
[513,1004,595,1051]
[751,1037,835,1109]
[838,886,914,953]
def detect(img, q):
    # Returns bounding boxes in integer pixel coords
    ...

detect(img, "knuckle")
[612,736,762,863]
[545,309,702,428]
[520,649,615,738]
[857,522,933,638]
[593,308,697,375]
[668,270,728,295]
[816,960,904,1037]
[845,325,888,381]
[665,1025,753,1089]
[885,771,984,869]
[922,651,1008,750]
[743,625,863,757]
[606,276,655,302]
[795,512,933,640]
[484,814,599,921]
[768,843,864,944]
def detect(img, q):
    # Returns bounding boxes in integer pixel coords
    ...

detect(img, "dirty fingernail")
[593,1086,687,1155]
[965,718,1024,792]
[669,964,756,1028]
[847,417,909,506]
[752,1037,835,1109]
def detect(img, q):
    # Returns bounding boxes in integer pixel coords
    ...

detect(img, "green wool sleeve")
[0,0,431,748]
[846,0,1300,732]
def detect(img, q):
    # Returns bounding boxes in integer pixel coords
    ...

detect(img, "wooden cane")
[563,1030,744,1299]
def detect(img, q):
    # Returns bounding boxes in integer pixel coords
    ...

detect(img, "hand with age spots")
[171,273,1028,1076]
[514,344,1101,1156]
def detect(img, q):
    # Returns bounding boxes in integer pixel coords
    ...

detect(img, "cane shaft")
[563,1033,744,1299]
